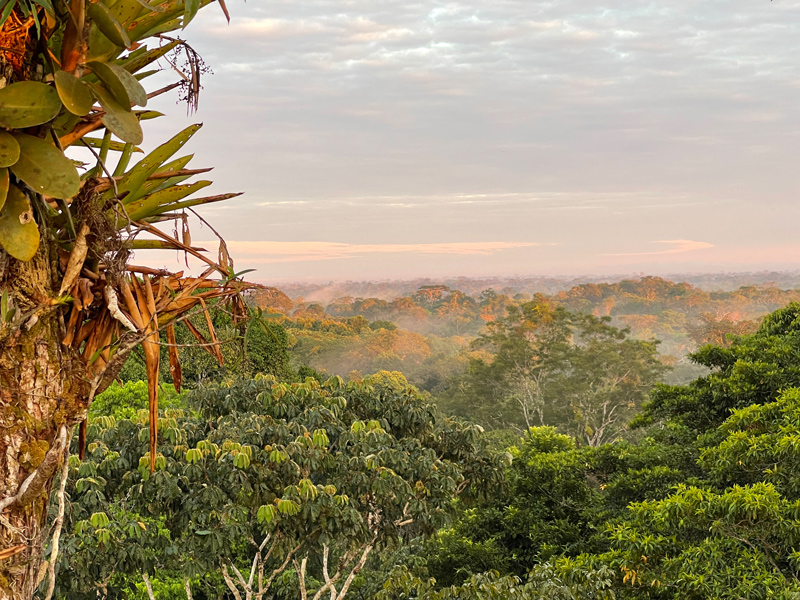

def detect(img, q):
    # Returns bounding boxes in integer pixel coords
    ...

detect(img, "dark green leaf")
[88,60,147,107]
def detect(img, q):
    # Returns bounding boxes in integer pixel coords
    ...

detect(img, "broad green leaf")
[128,0,184,40]
[88,60,147,107]
[88,61,131,108]
[54,70,94,116]
[107,63,147,106]
[145,16,183,37]
[89,512,110,528]
[10,134,79,199]
[87,2,131,48]
[0,184,39,261]
[257,504,276,524]
[0,81,62,128]
[0,132,19,168]
[91,84,144,144]
[109,0,148,30]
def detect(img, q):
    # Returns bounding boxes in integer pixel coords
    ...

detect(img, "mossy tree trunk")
[0,240,89,599]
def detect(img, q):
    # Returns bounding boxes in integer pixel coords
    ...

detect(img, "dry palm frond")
[59,201,250,468]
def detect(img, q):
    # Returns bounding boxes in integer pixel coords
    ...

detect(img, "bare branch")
[42,435,70,600]
[141,573,156,600]
[221,564,243,600]
[296,556,308,600]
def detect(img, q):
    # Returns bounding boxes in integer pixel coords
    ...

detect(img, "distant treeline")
[273,270,800,302]
[248,276,800,391]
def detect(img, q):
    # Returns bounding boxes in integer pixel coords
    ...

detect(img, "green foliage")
[376,563,616,600]
[60,374,504,599]
[606,482,800,599]
[90,380,186,420]
[641,302,800,433]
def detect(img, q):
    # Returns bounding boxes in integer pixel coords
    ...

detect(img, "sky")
[139,0,800,282]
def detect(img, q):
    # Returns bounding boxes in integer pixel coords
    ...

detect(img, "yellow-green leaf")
[125,180,211,220]
[0,168,8,211]
[81,136,142,153]
[54,71,94,116]
[0,132,20,168]
[183,0,200,28]
[0,184,39,261]
[10,133,80,199]
[88,60,147,107]
[119,40,180,75]
[91,84,143,144]
[88,61,130,108]
[110,124,200,203]
[0,82,62,128]
[87,2,131,48]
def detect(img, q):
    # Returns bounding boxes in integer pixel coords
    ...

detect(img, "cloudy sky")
[141,0,800,282]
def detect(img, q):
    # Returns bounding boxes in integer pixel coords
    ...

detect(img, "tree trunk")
[0,241,89,598]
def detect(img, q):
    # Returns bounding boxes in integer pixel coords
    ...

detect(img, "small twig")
[80,139,119,198]
[147,81,182,100]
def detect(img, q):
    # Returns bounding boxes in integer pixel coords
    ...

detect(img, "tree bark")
[0,240,89,599]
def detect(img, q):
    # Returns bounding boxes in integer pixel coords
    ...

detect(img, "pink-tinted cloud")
[196,240,541,263]
[605,239,714,257]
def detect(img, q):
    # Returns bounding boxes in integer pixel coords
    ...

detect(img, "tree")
[0,1,244,597]
[376,564,616,600]
[58,373,505,600]
[686,312,758,348]
[442,300,665,442]
[641,302,800,433]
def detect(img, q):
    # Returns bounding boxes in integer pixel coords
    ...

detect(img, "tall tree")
[442,300,665,443]
[0,1,243,597]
